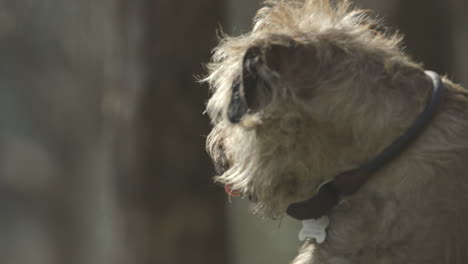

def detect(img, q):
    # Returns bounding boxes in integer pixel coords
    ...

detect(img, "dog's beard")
[216,158,316,218]
[209,124,320,218]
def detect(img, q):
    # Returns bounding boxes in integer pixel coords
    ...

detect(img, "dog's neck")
[293,150,468,264]
[286,71,447,222]
[291,77,468,264]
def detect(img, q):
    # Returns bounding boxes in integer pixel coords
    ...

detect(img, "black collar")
[287,71,447,220]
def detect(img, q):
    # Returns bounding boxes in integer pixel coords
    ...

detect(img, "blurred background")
[0,0,466,264]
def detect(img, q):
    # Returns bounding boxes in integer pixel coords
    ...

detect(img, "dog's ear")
[263,40,323,99]
[263,38,349,99]
[263,42,303,73]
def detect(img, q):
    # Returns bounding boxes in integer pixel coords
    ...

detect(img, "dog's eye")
[242,47,261,110]
[227,77,248,123]
[227,47,275,124]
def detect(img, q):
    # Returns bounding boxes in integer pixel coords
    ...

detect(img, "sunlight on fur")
[204,0,468,262]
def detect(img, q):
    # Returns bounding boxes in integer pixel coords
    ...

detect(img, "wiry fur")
[204,0,468,263]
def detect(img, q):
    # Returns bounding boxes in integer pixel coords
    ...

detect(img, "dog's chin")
[228,186,313,219]
[222,184,285,218]
[219,174,322,219]
[250,200,289,219]
[215,158,321,219]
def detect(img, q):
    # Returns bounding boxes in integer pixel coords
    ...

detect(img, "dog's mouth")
[224,184,258,202]
[224,184,240,197]
[213,146,255,200]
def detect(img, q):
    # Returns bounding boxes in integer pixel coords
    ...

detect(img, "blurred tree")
[0,0,126,263]
[358,0,456,77]
[0,0,228,263]
[392,0,455,76]
[118,0,229,264]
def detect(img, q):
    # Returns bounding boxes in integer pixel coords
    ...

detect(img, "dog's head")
[204,0,430,217]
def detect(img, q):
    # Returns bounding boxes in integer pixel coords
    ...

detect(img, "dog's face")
[205,0,426,217]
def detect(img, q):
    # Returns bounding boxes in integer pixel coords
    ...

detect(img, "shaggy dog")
[204,0,468,263]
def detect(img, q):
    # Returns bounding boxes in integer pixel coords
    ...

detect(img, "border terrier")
[204,0,468,263]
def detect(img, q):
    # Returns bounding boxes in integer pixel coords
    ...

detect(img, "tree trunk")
[120,0,229,263]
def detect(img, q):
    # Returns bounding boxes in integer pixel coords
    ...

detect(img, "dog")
[203,0,468,263]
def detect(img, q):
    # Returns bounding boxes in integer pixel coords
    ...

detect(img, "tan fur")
[204,0,468,263]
